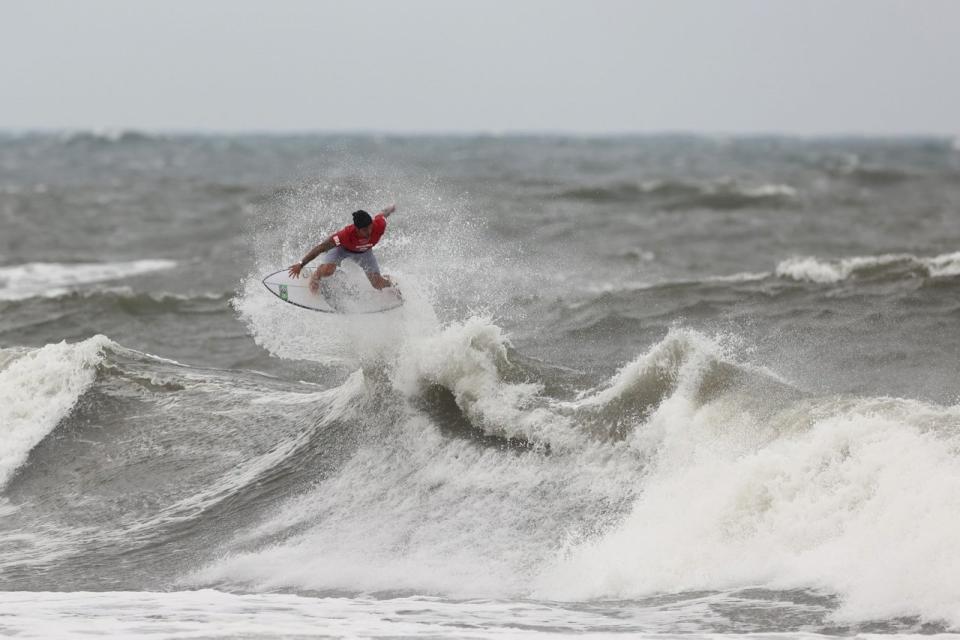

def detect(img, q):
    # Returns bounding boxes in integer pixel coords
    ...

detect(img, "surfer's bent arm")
[300,237,336,266]
[288,237,336,277]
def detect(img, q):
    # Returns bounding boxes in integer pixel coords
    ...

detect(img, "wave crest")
[394,316,567,445]
[0,335,113,489]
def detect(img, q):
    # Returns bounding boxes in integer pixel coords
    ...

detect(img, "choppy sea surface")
[2,131,960,639]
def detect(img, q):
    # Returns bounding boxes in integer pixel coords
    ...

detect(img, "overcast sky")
[2,0,959,135]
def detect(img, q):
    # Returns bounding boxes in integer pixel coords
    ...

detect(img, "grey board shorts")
[320,247,381,274]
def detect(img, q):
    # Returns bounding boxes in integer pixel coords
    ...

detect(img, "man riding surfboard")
[288,204,397,294]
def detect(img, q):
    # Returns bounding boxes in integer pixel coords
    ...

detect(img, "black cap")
[352,210,373,228]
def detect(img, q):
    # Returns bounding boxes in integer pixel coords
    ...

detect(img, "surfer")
[288,204,396,294]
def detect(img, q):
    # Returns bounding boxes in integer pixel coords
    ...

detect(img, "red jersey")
[330,214,387,253]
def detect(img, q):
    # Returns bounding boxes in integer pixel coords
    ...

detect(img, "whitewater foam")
[925,251,960,278]
[391,316,573,445]
[189,330,745,599]
[0,336,112,489]
[234,268,439,368]
[0,589,741,638]
[537,391,960,627]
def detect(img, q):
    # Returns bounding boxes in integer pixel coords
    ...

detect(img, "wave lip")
[775,251,960,284]
[0,336,112,489]
[394,316,569,446]
[0,260,177,301]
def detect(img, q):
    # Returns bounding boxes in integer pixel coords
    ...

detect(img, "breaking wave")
[537,392,960,626]
[0,335,112,488]
[3,320,960,628]
[183,320,960,628]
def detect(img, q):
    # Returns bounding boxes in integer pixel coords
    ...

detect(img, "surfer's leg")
[311,249,345,293]
[366,272,393,290]
[309,264,336,294]
[316,264,336,277]
[354,250,393,289]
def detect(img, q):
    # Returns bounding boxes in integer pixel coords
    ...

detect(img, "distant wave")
[558,179,798,210]
[58,129,159,145]
[841,165,916,186]
[821,154,918,186]
[606,250,960,290]
[560,251,959,336]
[0,260,177,301]
[776,251,960,283]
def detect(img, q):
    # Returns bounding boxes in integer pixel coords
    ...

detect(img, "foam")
[184,323,960,625]
[391,315,573,445]
[925,251,960,278]
[186,331,732,598]
[0,260,177,301]
[536,392,960,627]
[188,409,643,599]
[0,589,736,638]
[0,336,112,489]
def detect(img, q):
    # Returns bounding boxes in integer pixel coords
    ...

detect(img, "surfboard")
[261,267,403,314]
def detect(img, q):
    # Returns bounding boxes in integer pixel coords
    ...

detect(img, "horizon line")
[2,126,958,141]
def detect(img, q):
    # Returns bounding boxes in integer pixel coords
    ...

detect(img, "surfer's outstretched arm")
[288,237,335,277]
[379,203,396,218]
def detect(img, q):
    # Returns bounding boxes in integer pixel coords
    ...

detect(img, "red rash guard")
[331,214,387,253]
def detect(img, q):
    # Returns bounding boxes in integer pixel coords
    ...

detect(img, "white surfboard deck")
[261,267,403,314]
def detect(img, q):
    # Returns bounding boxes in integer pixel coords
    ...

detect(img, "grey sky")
[2,0,959,135]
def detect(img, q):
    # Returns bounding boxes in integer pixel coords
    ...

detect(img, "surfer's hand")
[382,203,396,217]
[288,263,303,278]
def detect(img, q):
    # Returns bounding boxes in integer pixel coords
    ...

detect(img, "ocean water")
[1,131,960,638]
